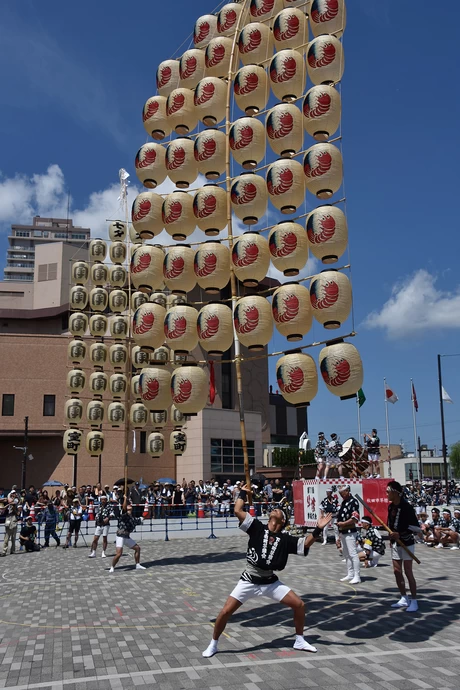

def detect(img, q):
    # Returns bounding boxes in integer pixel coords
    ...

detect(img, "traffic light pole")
[437,354,449,500]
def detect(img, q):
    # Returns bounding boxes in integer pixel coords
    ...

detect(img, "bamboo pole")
[120,171,133,500]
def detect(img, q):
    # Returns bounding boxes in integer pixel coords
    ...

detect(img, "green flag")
[357,388,366,408]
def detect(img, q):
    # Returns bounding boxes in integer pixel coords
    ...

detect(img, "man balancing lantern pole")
[202,483,332,658]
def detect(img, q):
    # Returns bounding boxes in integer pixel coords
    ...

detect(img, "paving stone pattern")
[0,533,459,689]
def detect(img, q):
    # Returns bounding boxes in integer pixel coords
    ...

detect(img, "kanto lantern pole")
[437,354,449,501]
[120,168,133,500]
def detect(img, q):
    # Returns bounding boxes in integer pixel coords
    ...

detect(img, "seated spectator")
[433,509,460,549]
[19,517,39,552]
[421,508,440,546]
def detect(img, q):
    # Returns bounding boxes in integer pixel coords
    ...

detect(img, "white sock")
[88,551,96,557]
[135,563,146,569]
[202,640,218,658]
[293,635,317,653]
[101,551,106,557]
[109,566,114,573]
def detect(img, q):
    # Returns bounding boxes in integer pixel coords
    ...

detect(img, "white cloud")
[363,269,460,339]
[0,165,67,224]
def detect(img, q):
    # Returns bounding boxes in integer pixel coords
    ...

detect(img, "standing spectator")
[42,501,60,548]
[129,482,142,517]
[172,484,185,517]
[184,481,197,516]
[284,481,293,503]
[63,498,83,548]
[160,483,173,517]
[19,517,39,552]
[25,485,38,507]
[220,482,232,517]
[272,479,284,504]
[77,486,87,506]
[1,491,20,557]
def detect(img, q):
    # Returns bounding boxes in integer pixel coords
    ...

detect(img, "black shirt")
[388,499,418,546]
[20,525,37,541]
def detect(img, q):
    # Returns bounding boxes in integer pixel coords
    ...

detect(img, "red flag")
[411,382,418,412]
[209,360,216,404]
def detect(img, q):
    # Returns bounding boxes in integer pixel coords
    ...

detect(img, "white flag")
[132,430,137,452]
[385,383,399,404]
[442,386,453,404]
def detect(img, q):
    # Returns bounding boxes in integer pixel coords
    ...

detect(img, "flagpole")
[384,378,392,478]
[437,354,449,500]
[410,379,419,481]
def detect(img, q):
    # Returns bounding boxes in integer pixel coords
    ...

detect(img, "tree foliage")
[450,441,460,478]
[272,447,315,467]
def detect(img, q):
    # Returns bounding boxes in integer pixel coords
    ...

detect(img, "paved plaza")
[0,532,459,690]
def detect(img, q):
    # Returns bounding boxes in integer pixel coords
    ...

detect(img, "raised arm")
[304,512,333,550]
[234,484,251,522]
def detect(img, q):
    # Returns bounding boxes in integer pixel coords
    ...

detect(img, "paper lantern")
[131,291,148,312]
[304,143,342,198]
[164,304,199,354]
[269,221,309,276]
[109,241,127,265]
[273,8,308,52]
[152,346,170,365]
[170,351,188,371]
[231,172,268,225]
[194,240,230,292]
[171,364,208,414]
[109,315,129,340]
[156,59,180,96]
[166,88,198,135]
[217,3,244,36]
[319,340,363,400]
[303,85,341,141]
[234,65,269,115]
[307,35,344,85]
[197,303,234,355]
[109,265,127,288]
[90,342,108,369]
[129,224,143,245]
[143,95,171,140]
[283,0,312,10]
[167,293,187,309]
[234,295,273,350]
[89,314,107,338]
[71,261,89,285]
[147,432,165,457]
[89,239,107,263]
[109,343,127,370]
[171,404,187,427]
[166,137,197,189]
[230,117,265,169]
[65,398,83,426]
[69,313,88,338]
[267,159,305,214]
[179,49,206,90]
[266,103,303,157]
[170,429,187,454]
[269,49,305,102]
[272,283,312,340]
[68,339,87,365]
[63,428,83,455]
[67,369,86,396]
[205,37,233,78]
[310,269,351,328]
[86,430,105,457]
[132,302,166,351]
[194,14,218,49]
[131,374,141,401]
[306,205,347,263]
[108,402,126,428]
[69,286,88,311]
[130,403,149,429]
[163,245,196,293]
[238,22,273,66]
[130,245,165,292]
[132,345,150,370]
[162,191,196,241]
[194,128,226,179]
[276,351,318,406]
[232,231,270,287]
[109,289,128,314]
[90,264,107,287]
[139,367,172,412]
[193,184,227,236]
[310,0,346,38]
[131,191,163,240]
[194,78,227,127]
[110,373,127,399]
[108,221,127,242]
[89,372,108,399]
[150,291,167,308]
[250,0,284,23]
[151,409,168,429]
[87,400,104,427]
[88,288,107,313]
[135,143,167,189]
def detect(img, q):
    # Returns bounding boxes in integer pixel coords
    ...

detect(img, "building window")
[2,394,15,416]
[43,395,56,416]
[15,231,30,237]
[211,438,255,475]
[140,431,146,454]
[71,233,87,240]
[37,263,58,282]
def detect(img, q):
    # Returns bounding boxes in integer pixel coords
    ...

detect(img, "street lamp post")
[437,353,460,502]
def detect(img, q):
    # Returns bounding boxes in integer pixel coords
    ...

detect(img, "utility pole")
[437,355,449,501]
[417,436,423,483]
[22,416,28,490]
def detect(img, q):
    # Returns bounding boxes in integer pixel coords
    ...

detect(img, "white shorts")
[94,525,109,537]
[391,543,415,561]
[115,536,137,549]
[368,454,380,462]
[316,457,326,465]
[230,578,291,604]
[326,457,339,467]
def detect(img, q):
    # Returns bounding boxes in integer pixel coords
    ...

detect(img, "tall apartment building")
[4,216,90,282]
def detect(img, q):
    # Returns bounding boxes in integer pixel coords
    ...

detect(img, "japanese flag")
[385,384,398,404]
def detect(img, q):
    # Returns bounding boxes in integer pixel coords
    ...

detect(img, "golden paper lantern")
[109,289,128,314]
[131,345,150,370]
[307,35,344,85]
[89,314,108,338]
[69,313,88,338]
[163,245,196,293]
[194,128,226,179]
[310,269,351,328]
[109,343,127,370]
[194,240,230,292]
[131,374,141,401]
[303,85,341,141]
[151,409,168,429]
[86,430,105,457]
[266,103,303,157]
[87,400,104,427]
[267,158,305,214]
[152,345,170,365]
[238,22,273,66]
[230,117,265,169]
[68,339,87,365]
[269,49,305,102]
[319,339,363,400]
[167,293,187,309]
[156,59,180,96]
[91,263,108,286]
[306,205,347,263]
[304,143,342,198]
[109,265,127,288]
[193,184,227,236]
[110,373,127,399]
[131,191,163,240]
[231,172,268,225]
[147,432,165,457]
[130,403,149,429]
[232,231,270,287]
[171,364,208,414]
[179,49,206,90]
[269,221,309,276]
[135,143,167,189]
[110,241,127,265]
[218,3,244,36]
[194,14,218,49]
[130,245,165,293]
[143,95,171,141]
[69,286,88,311]
[166,137,197,189]
[166,88,198,135]
[67,369,86,396]
[150,291,167,308]
[131,291,149,311]
[90,342,108,370]
[108,402,126,428]
[205,37,233,78]
[234,295,273,350]
[170,429,187,454]
[197,303,234,355]
[273,8,308,52]
[234,65,269,116]
[162,191,196,241]
[109,315,129,340]
[194,77,227,127]
[89,372,108,399]
[164,304,199,354]
[250,0,284,23]
[89,239,107,263]
[108,221,127,242]
[139,367,172,412]
[132,302,166,352]
[63,428,83,455]
[276,351,318,406]
[310,0,346,38]
[71,261,89,286]
[171,404,187,427]
[129,224,143,245]
[272,283,312,340]
[65,398,83,426]
[88,288,107,313]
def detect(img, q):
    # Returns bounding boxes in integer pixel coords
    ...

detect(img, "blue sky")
[0,0,459,452]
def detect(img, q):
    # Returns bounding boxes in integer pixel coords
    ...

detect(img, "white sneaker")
[101,552,107,558]
[449,545,459,550]
[322,540,327,545]
[340,575,353,582]
[135,563,146,570]
[109,567,114,574]
[349,576,361,585]
[202,642,218,658]
[88,552,96,558]
[341,558,346,562]
[406,599,419,612]
[391,596,409,608]
[434,544,444,549]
